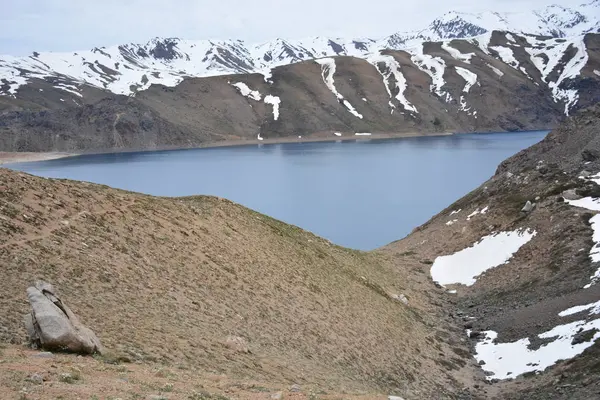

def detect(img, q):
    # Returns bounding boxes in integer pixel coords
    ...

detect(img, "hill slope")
[382,103,600,399]
[0,167,481,399]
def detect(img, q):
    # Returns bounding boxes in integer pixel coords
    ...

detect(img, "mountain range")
[0,1,599,153]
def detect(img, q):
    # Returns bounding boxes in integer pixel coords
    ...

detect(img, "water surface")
[7,132,547,250]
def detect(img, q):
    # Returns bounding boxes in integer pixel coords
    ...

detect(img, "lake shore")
[0,131,454,165]
[0,152,78,165]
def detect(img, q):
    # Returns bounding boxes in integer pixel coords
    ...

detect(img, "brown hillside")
[0,168,481,399]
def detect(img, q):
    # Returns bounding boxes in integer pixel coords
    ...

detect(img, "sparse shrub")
[59,368,82,384]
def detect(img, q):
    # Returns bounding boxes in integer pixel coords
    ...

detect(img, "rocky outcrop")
[24,281,103,354]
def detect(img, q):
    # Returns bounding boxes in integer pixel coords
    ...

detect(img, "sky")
[0,0,583,55]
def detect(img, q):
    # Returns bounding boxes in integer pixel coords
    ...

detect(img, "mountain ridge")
[0,0,598,98]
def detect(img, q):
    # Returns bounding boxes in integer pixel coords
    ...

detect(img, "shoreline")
[0,128,548,165]
[0,152,78,165]
[0,131,453,165]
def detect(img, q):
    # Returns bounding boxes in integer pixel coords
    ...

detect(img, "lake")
[6,132,547,250]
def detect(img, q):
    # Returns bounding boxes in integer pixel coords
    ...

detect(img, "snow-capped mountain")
[0,0,597,99]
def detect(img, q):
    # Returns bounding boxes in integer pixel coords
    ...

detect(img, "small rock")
[147,395,168,400]
[478,360,486,366]
[580,170,592,178]
[562,189,582,201]
[469,331,484,339]
[464,321,474,329]
[521,201,535,213]
[535,196,541,201]
[26,373,44,385]
[506,172,514,179]
[582,149,599,162]
[271,392,283,400]
[224,335,249,353]
[388,396,405,400]
[391,294,409,305]
[289,384,301,392]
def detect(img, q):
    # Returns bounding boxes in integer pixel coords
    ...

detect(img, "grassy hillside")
[0,168,479,399]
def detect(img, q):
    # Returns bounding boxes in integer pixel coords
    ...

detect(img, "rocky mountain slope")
[383,103,600,399]
[0,2,598,153]
[0,1,598,93]
[0,29,598,153]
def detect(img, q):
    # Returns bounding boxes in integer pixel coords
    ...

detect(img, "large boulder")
[24,281,103,354]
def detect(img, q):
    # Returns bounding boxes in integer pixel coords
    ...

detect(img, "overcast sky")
[0,0,582,55]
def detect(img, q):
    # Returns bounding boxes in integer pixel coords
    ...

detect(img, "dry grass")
[0,168,477,399]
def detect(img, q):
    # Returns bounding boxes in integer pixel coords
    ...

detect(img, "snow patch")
[408,44,451,102]
[595,70,600,77]
[264,95,281,120]
[315,58,363,119]
[368,53,418,113]
[257,133,264,141]
[333,132,342,137]
[450,209,462,215]
[490,45,519,69]
[473,317,600,380]
[446,220,458,226]
[584,214,600,289]
[430,229,536,286]
[466,206,488,220]
[455,66,478,114]
[523,36,588,115]
[486,63,504,77]
[559,299,600,317]
[355,132,372,136]
[231,82,262,101]
[565,197,600,211]
[441,41,474,64]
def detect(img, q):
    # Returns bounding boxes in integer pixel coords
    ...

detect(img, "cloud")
[0,0,581,55]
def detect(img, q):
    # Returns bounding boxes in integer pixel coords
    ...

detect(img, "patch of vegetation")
[188,391,230,400]
[59,368,82,384]
[399,250,416,256]
[420,260,433,265]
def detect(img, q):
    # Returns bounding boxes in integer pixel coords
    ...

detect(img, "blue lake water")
[6,132,547,250]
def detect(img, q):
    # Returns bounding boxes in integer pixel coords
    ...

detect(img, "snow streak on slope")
[486,63,504,77]
[441,42,474,63]
[264,95,281,120]
[367,53,418,113]
[455,66,478,114]
[314,58,363,119]
[408,44,451,101]
[231,82,262,101]
[523,35,589,115]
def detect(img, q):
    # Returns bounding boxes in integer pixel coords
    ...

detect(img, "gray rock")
[582,149,599,162]
[224,335,249,353]
[271,392,283,400]
[26,373,44,385]
[580,170,592,178]
[24,280,103,355]
[289,384,301,392]
[147,396,168,400]
[562,189,582,201]
[390,294,409,305]
[521,201,535,213]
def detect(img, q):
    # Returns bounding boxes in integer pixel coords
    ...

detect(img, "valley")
[1,1,600,399]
